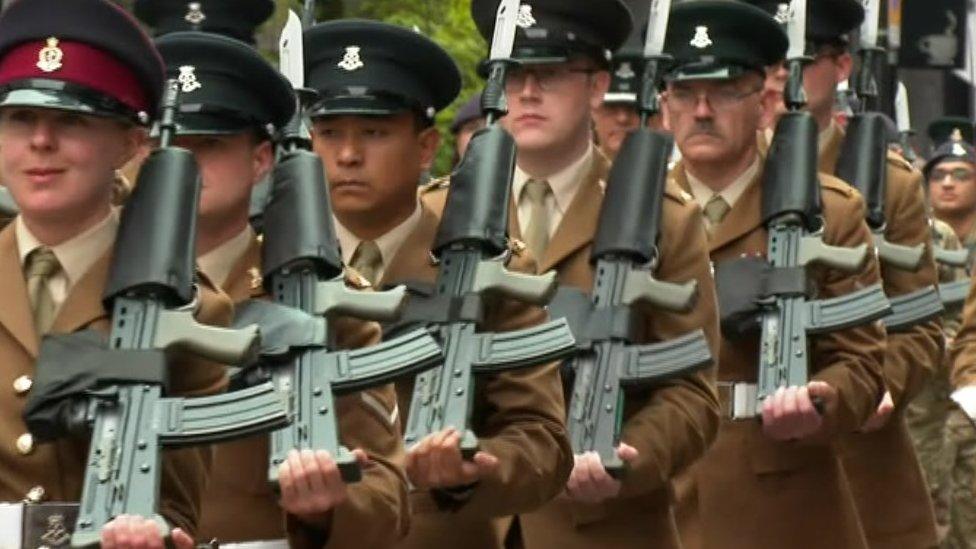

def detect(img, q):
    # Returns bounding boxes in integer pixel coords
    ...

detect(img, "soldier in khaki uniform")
[303,19,573,549]
[666,3,888,549]
[928,120,976,262]
[750,0,943,546]
[0,0,229,546]
[151,32,411,548]
[465,1,721,547]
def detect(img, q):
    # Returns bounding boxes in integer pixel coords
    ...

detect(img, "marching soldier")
[134,0,275,45]
[303,19,573,548]
[468,0,721,547]
[0,0,229,546]
[449,93,485,165]
[926,136,976,549]
[152,31,411,547]
[752,1,944,546]
[927,120,976,262]
[592,51,644,162]
[665,2,888,548]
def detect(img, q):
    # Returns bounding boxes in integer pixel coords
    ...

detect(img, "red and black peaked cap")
[0,0,165,125]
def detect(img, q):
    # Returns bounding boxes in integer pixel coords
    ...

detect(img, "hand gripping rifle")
[400,0,577,456]
[232,10,443,484]
[547,0,711,475]
[755,0,891,407]
[23,82,291,547]
[835,0,943,331]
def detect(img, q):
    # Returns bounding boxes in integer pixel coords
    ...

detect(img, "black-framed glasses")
[664,86,762,112]
[930,167,976,183]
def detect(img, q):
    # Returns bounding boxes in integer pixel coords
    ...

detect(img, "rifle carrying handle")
[315,280,407,321]
[472,260,558,305]
[153,309,261,365]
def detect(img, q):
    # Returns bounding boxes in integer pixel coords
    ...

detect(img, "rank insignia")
[36,37,63,73]
[185,2,206,25]
[774,3,792,24]
[177,65,202,93]
[690,26,713,49]
[338,46,365,71]
[516,4,537,29]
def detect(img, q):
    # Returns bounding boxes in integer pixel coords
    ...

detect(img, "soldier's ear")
[589,70,611,110]
[833,52,854,85]
[116,125,148,169]
[758,87,780,130]
[251,138,274,186]
[418,126,441,172]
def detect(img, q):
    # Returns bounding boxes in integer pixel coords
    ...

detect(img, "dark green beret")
[928,116,975,148]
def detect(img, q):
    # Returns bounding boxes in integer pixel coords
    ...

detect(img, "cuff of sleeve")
[951,386,976,419]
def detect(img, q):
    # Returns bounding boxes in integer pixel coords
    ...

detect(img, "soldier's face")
[664,74,768,167]
[502,60,610,156]
[0,107,140,226]
[175,132,272,232]
[929,159,976,216]
[312,112,440,221]
[592,102,642,159]
[801,48,852,124]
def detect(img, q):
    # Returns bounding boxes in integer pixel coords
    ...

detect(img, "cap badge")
[516,4,537,29]
[185,2,207,25]
[178,66,202,93]
[36,37,63,73]
[338,46,365,72]
[951,128,964,142]
[615,62,636,80]
[774,3,792,24]
[690,26,713,49]
[953,142,967,156]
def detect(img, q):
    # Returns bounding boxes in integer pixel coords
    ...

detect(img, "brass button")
[13,375,32,395]
[16,433,34,455]
[24,485,45,503]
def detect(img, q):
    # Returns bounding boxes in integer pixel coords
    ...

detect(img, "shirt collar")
[686,156,761,211]
[513,144,594,214]
[334,200,424,268]
[16,208,119,288]
[197,225,255,288]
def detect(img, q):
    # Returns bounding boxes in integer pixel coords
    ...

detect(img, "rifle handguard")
[875,235,925,272]
[314,280,407,321]
[621,269,698,312]
[799,236,868,272]
[472,259,558,305]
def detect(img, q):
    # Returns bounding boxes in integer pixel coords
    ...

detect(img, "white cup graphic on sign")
[918,11,959,66]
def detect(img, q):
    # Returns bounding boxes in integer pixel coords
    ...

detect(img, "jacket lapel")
[380,204,440,287]
[0,225,38,357]
[538,153,609,273]
[50,250,111,335]
[222,235,262,303]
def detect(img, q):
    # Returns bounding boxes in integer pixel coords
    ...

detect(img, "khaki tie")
[24,247,61,335]
[522,179,553,260]
[703,195,731,236]
[350,240,383,286]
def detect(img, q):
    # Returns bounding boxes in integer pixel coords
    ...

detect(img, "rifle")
[835,0,943,332]
[24,81,292,548]
[401,0,577,457]
[547,0,711,475]
[755,0,891,407]
[233,10,444,484]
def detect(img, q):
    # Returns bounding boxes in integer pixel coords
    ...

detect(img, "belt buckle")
[718,382,759,420]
